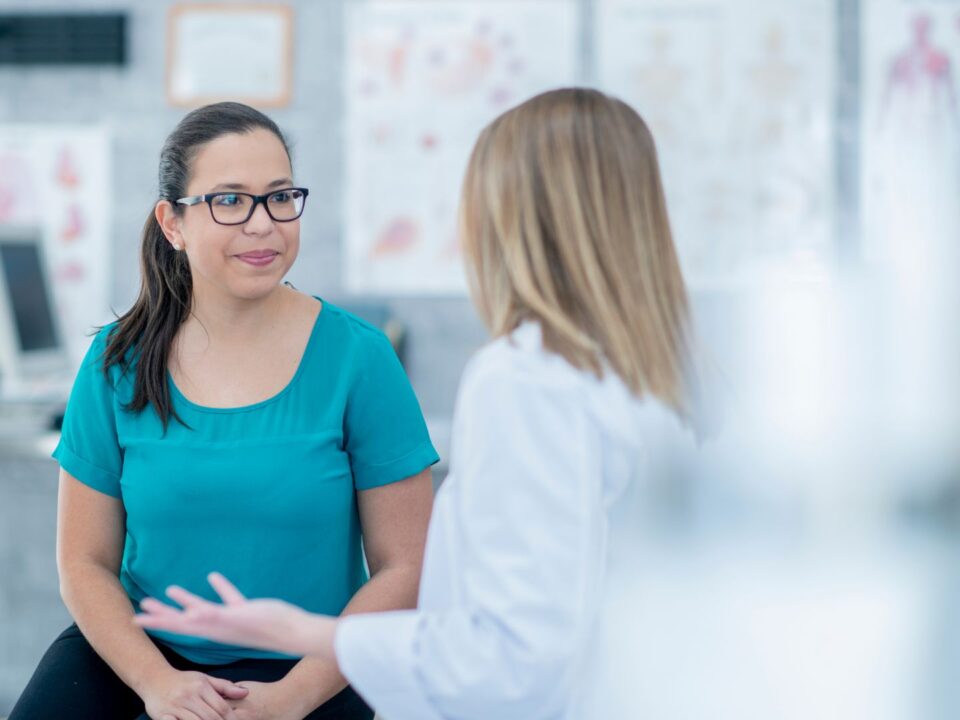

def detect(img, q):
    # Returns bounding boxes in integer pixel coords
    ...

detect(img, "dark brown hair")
[102,102,291,428]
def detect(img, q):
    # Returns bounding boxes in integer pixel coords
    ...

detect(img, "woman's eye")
[270,191,292,203]
[214,194,241,206]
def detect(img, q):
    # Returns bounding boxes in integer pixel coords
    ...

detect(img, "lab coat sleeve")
[336,361,602,720]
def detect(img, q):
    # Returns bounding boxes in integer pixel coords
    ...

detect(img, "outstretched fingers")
[207,572,247,605]
[134,585,223,633]
[166,584,213,610]
[134,600,183,631]
[139,596,180,616]
[134,575,249,639]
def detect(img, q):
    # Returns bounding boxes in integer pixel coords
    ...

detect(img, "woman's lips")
[235,250,279,267]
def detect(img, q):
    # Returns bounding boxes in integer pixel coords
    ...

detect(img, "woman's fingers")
[207,572,246,605]
[133,601,178,630]
[135,579,253,643]
[200,682,236,719]
[133,613,186,633]
[186,694,222,720]
[139,597,179,616]
[207,676,250,699]
[166,584,211,610]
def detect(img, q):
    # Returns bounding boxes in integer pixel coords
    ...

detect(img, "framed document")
[167,4,293,107]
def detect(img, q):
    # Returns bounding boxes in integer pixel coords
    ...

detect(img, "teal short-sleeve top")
[52,300,439,664]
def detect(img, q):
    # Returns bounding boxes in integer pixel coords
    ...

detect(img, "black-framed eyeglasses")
[176,187,309,225]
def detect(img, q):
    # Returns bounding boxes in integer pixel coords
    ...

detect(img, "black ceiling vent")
[0,13,126,66]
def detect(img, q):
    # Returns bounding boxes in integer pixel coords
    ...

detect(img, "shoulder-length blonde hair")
[459,87,700,426]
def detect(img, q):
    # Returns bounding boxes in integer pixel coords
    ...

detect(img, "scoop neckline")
[166,296,324,414]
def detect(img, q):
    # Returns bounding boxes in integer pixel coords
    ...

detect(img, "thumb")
[208,676,250,698]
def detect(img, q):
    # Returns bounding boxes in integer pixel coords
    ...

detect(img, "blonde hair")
[459,87,700,425]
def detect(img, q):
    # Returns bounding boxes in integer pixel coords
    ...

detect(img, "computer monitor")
[0,226,70,399]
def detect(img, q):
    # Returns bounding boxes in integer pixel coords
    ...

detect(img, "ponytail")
[102,210,191,429]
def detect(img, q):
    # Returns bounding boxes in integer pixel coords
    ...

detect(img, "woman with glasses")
[10,102,438,720]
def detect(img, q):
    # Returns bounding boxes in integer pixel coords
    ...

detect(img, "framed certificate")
[167,3,293,107]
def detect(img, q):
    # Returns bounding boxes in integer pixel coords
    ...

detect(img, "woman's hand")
[141,667,248,720]
[134,573,337,660]
[228,680,312,720]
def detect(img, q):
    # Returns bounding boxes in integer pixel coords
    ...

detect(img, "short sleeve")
[344,330,439,490]
[52,329,123,498]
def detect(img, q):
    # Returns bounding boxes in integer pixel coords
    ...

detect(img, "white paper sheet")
[597,0,836,287]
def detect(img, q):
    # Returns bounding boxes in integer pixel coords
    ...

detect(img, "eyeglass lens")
[210,189,306,224]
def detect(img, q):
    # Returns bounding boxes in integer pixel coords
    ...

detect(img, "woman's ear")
[155,200,185,251]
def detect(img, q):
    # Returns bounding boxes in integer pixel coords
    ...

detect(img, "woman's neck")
[183,283,291,348]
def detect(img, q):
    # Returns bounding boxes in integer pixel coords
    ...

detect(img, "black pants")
[10,624,374,720]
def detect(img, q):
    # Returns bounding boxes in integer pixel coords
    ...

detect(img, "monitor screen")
[0,240,59,352]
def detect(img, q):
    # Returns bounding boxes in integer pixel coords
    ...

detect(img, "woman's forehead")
[188,129,291,189]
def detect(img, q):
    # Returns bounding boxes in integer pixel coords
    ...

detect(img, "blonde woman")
[135,87,702,720]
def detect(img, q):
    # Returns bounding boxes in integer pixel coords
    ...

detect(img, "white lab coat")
[335,322,693,719]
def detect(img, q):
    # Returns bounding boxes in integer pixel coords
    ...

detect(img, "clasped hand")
[142,666,305,720]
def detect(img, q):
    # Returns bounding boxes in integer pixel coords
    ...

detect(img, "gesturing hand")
[135,572,335,660]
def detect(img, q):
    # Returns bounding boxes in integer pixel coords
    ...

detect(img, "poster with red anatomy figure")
[862,1,960,273]
[0,126,112,366]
